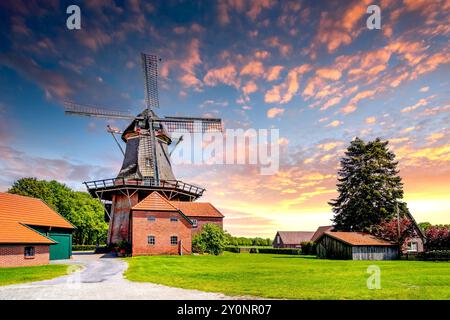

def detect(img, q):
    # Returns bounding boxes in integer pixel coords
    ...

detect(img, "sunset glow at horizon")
[0,1,449,238]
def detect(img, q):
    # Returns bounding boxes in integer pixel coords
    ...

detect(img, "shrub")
[425,226,450,250]
[192,234,207,254]
[417,250,450,261]
[300,241,316,255]
[256,248,301,255]
[192,223,228,255]
[72,245,97,251]
[224,246,240,253]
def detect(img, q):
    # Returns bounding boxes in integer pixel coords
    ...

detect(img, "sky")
[0,0,449,238]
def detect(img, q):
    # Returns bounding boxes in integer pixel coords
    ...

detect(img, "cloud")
[242,80,258,95]
[266,65,284,81]
[419,86,430,92]
[401,98,429,113]
[267,107,285,118]
[240,60,265,78]
[247,0,275,20]
[0,145,113,191]
[0,54,73,99]
[325,120,343,128]
[203,64,240,88]
[265,64,311,104]
[365,116,376,124]
[316,68,342,80]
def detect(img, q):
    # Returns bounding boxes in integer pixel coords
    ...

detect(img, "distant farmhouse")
[0,193,74,268]
[273,231,314,248]
[273,221,424,260]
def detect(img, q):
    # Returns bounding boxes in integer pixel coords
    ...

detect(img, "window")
[24,246,35,258]
[148,235,155,245]
[145,158,152,167]
[170,236,178,246]
[170,217,178,222]
[407,241,418,252]
[147,216,156,222]
[276,235,280,245]
[192,219,198,228]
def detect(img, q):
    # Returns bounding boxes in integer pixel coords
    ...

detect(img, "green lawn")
[124,253,450,299]
[0,264,71,286]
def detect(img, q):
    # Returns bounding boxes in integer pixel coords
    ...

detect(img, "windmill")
[64,53,223,244]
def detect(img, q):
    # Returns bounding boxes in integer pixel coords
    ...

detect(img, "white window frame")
[192,219,198,228]
[407,241,418,252]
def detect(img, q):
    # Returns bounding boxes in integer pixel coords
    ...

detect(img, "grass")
[124,253,450,299]
[0,264,73,286]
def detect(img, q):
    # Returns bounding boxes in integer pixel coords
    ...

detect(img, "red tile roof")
[170,201,224,218]
[0,193,74,244]
[276,231,314,245]
[323,231,397,246]
[311,225,334,242]
[132,192,178,211]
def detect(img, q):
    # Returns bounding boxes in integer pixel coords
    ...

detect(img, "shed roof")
[276,231,314,244]
[0,192,74,244]
[322,231,397,246]
[170,201,224,218]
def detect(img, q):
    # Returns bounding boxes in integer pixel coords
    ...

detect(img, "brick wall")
[190,217,223,236]
[131,210,192,255]
[0,245,49,268]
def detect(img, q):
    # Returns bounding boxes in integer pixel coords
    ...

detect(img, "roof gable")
[0,192,74,244]
[276,231,314,244]
[0,193,74,229]
[132,192,179,211]
[311,225,334,242]
[170,201,224,218]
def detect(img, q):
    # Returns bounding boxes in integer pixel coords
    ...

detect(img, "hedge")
[417,250,450,261]
[72,245,97,251]
[224,246,302,255]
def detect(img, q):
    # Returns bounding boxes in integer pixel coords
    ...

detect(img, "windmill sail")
[141,53,160,110]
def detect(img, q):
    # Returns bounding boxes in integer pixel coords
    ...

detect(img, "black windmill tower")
[64,53,223,244]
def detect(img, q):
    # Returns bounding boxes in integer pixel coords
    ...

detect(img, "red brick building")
[130,192,224,256]
[0,193,75,268]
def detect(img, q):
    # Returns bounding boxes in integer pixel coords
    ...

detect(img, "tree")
[329,137,409,232]
[8,178,108,245]
[418,222,432,233]
[425,226,450,250]
[371,217,416,251]
[191,223,228,255]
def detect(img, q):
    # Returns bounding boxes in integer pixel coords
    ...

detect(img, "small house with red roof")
[316,231,399,260]
[273,231,315,248]
[0,193,75,267]
[130,192,224,256]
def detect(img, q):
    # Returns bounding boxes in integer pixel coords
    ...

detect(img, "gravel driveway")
[0,252,235,300]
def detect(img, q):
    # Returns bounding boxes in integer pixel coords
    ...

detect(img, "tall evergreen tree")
[329,137,409,231]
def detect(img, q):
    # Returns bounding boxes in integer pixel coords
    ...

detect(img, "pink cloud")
[203,64,240,88]
[267,107,285,118]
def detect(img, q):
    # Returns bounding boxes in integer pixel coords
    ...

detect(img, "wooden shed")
[316,231,398,260]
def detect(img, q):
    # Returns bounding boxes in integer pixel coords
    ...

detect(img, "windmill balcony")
[83,177,205,201]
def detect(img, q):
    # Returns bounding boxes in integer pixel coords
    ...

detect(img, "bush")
[224,246,240,253]
[192,223,228,255]
[300,241,316,255]
[254,248,302,255]
[417,250,450,261]
[192,235,207,254]
[72,245,97,251]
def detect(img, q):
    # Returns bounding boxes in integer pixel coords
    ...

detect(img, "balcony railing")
[83,177,205,196]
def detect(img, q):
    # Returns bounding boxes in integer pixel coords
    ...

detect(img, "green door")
[49,233,72,260]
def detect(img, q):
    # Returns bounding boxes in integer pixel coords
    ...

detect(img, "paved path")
[0,252,236,300]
